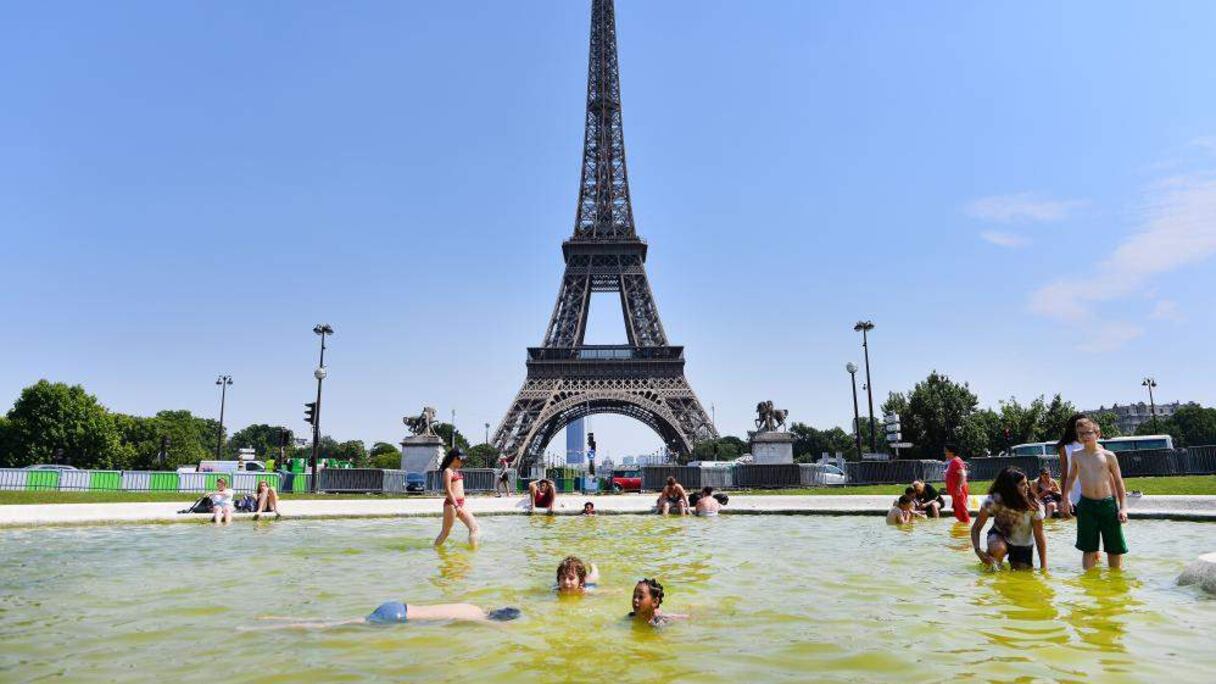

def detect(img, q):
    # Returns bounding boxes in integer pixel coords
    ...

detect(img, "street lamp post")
[846,363,863,461]
[215,375,233,459]
[1142,377,1159,432]
[485,422,490,446]
[854,320,877,453]
[451,409,457,449]
[309,324,333,493]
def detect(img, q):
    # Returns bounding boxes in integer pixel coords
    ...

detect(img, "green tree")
[964,408,1003,455]
[692,436,746,462]
[882,371,981,459]
[432,423,470,452]
[465,443,501,469]
[228,424,294,460]
[331,439,368,466]
[1036,394,1079,442]
[1137,404,1216,447]
[995,396,1046,446]
[150,410,225,470]
[4,380,120,468]
[789,422,856,461]
[1089,411,1122,439]
[369,441,401,469]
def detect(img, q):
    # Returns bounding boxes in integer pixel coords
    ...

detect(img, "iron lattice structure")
[493,0,717,468]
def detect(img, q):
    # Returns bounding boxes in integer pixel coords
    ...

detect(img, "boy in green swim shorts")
[1060,418,1129,570]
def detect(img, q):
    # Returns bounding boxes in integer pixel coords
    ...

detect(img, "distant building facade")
[1084,401,1195,435]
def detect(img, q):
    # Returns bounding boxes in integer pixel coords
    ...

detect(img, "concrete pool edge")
[2,494,1214,528]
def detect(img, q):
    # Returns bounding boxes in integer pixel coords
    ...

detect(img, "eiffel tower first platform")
[493,0,717,468]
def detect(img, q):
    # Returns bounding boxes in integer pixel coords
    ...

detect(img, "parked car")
[805,463,847,486]
[22,464,78,471]
[405,473,426,493]
[611,469,642,492]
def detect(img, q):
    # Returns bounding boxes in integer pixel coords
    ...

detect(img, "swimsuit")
[366,601,408,624]
[444,470,465,508]
[534,489,554,508]
[1074,496,1128,555]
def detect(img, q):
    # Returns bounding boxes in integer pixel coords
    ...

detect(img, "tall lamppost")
[484,422,490,446]
[215,375,233,459]
[853,320,877,453]
[1141,377,1159,433]
[451,409,457,449]
[846,363,863,461]
[309,324,333,493]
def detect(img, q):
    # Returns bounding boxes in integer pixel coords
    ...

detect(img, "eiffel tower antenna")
[493,0,717,467]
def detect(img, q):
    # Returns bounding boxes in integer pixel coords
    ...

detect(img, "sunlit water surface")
[1,515,1213,682]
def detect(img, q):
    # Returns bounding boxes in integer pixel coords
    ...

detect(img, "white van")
[197,460,267,473]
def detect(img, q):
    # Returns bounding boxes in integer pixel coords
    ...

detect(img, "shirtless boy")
[1060,418,1129,569]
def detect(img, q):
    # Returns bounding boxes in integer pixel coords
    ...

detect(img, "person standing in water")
[944,444,970,523]
[434,448,479,546]
[1056,413,1087,513]
[1060,418,1129,570]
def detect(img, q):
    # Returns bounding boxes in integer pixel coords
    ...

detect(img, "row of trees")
[688,371,1216,462]
[4,376,1213,470]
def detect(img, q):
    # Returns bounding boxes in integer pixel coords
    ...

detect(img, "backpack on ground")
[179,496,214,514]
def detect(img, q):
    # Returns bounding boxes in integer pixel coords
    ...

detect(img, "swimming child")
[434,448,480,546]
[556,555,600,594]
[256,601,521,629]
[582,501,596,516]
[887,495,924,525]
[629,578,687,627]
[970,467,1046,570]
[1060,417,1129,570]
[943,443,970,523]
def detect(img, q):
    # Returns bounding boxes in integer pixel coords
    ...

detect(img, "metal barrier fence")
[425,469,500,493]
[964,456,1044,482]
[0,469,281,493]
[844,460,945,485]
[1187,446,1216,475]
[733,464,802,489]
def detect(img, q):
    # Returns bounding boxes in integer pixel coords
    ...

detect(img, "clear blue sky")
[3,1,1214,458]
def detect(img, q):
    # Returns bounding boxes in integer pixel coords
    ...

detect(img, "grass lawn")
[1,475,1213,505]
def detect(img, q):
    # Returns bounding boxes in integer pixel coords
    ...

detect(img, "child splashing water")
[970,467,1046,571]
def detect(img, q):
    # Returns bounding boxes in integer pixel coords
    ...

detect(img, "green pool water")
[1,515,1213,682]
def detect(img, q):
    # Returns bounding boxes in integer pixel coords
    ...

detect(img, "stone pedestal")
[1178,552,1216,595]
[748,431,796,465]
[400,435,444,474]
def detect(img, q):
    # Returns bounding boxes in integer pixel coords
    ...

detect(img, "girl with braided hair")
[629,578,688,627]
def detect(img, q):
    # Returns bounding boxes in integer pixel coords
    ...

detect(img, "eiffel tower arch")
[493,0,717,468]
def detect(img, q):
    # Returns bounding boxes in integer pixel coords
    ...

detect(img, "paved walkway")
[1,494,1214,528]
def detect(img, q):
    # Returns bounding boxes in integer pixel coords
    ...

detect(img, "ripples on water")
[1,515,1213,682]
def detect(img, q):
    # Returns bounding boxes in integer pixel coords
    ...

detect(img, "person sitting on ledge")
[910,480,945,518]
[529,478,557,515]
[252,480,280,520]
[657,477,689,515]
[209,478,235,525]
[1031,468,1063,518]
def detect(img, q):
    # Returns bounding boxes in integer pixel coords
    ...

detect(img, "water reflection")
[432,545,473,591]
[1066,571,1139,661]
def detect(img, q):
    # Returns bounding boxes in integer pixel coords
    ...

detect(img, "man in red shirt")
[943,444,970,523]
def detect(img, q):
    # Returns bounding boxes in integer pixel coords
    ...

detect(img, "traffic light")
[304,402,317,425]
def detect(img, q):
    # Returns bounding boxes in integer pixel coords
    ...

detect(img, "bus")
[1008,435,1174,458]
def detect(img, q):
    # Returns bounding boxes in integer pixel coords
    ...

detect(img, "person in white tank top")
[1057,414,1089,512]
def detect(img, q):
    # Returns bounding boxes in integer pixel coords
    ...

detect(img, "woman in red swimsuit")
[434,448,479,546]
[528,478,557,515]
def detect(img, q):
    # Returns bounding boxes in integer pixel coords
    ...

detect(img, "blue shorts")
[366,601,408,624]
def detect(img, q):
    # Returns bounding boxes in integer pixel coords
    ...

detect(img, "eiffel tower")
[493,0,717,468]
